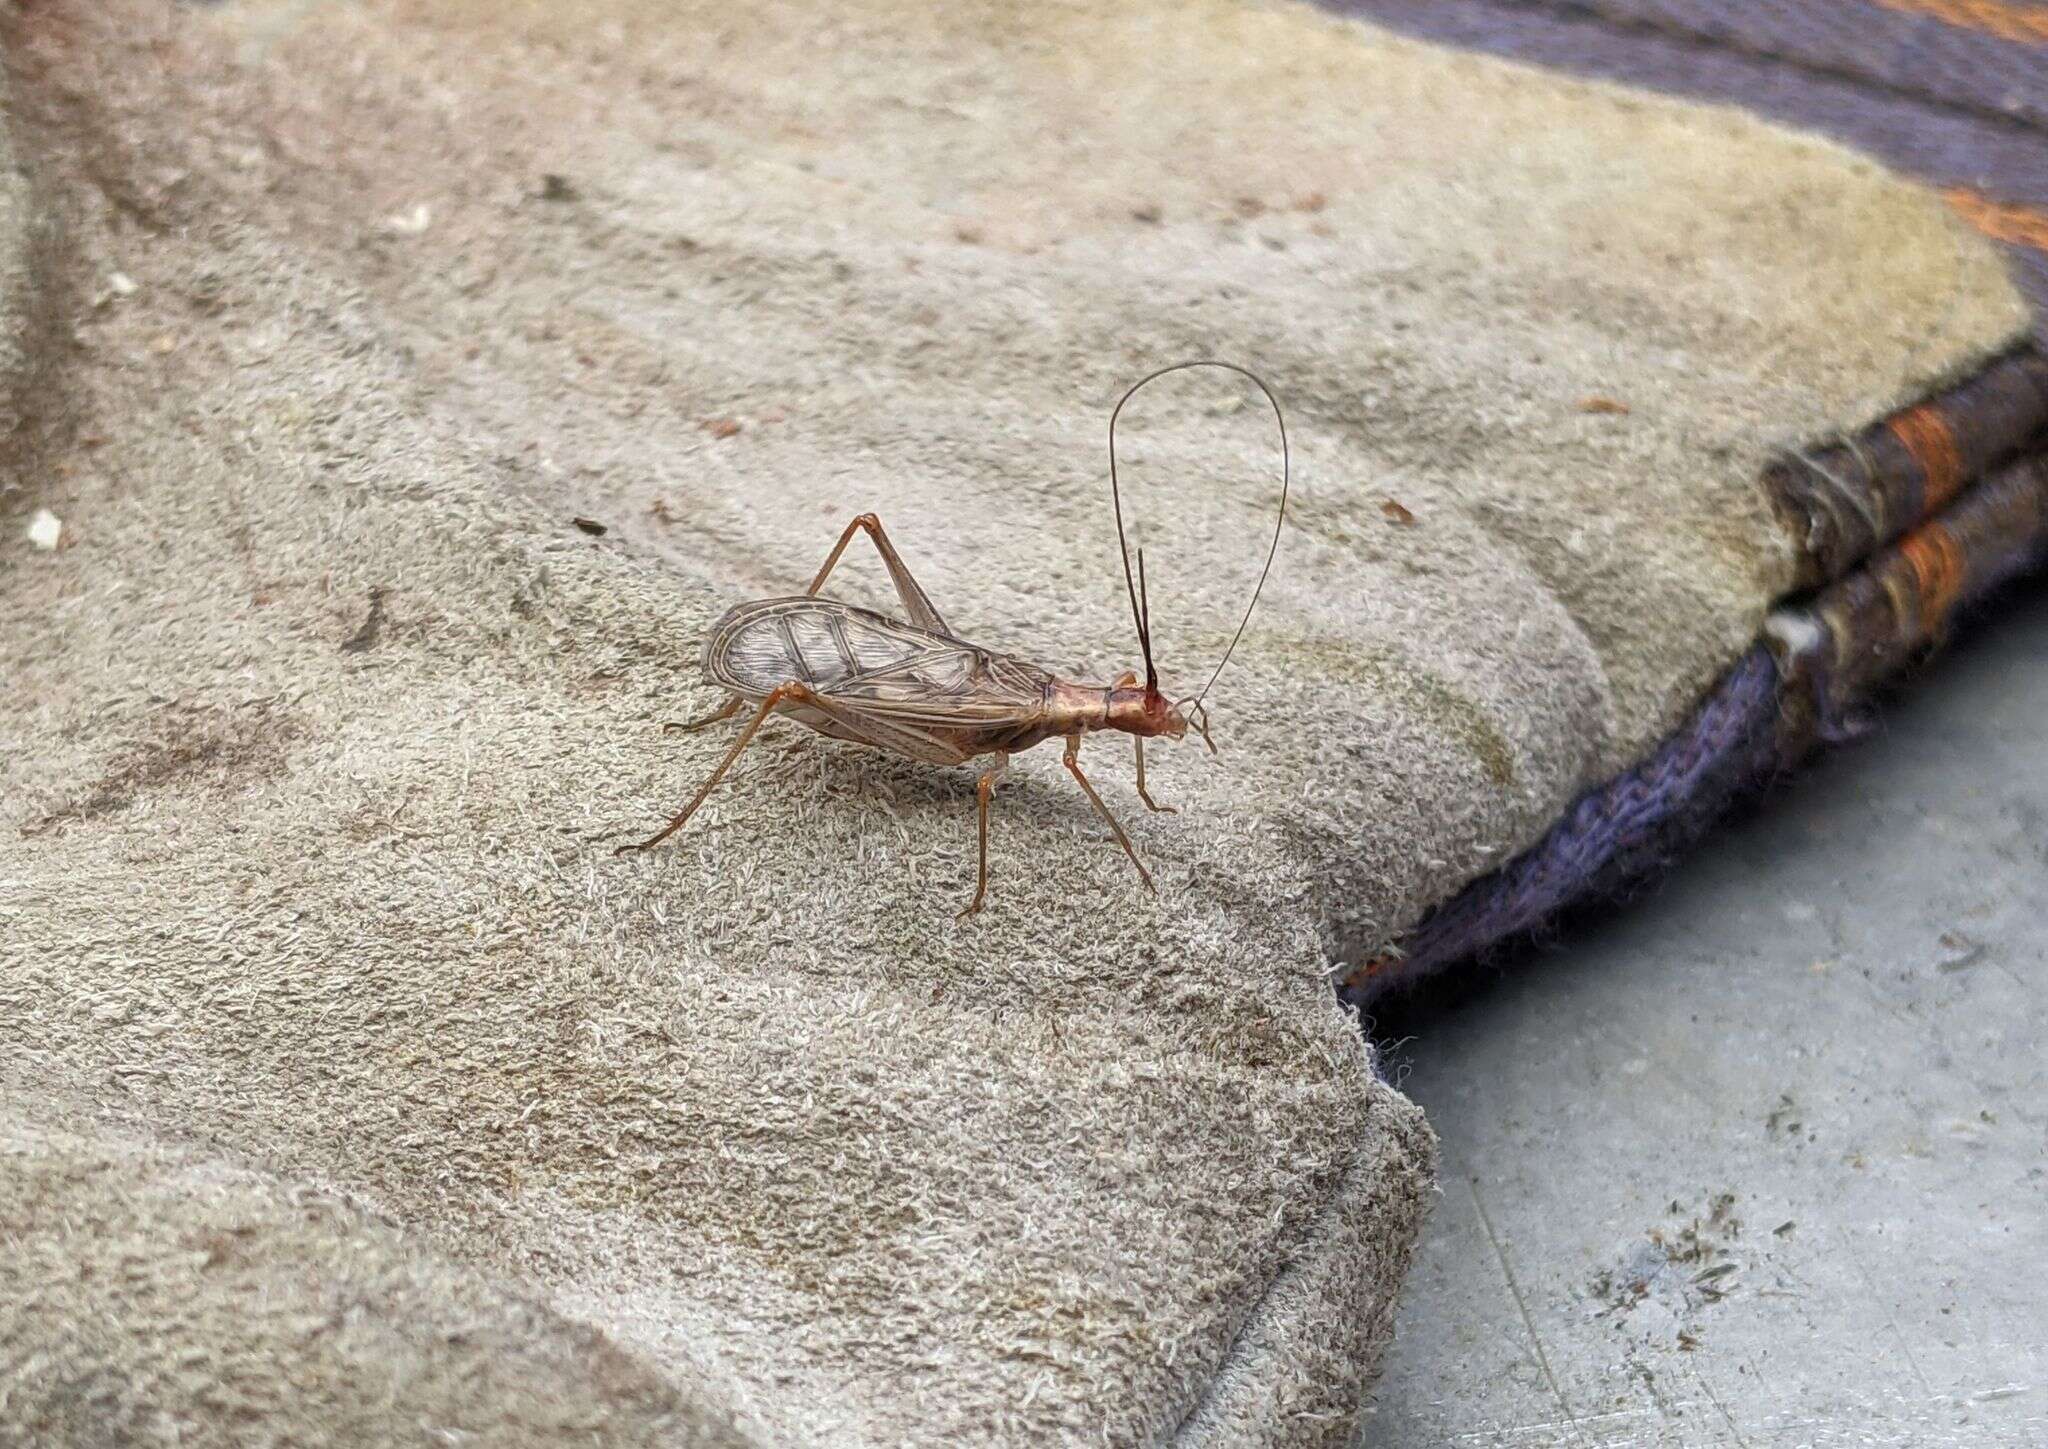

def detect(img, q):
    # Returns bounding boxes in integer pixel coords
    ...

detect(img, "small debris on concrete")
[1130,202,1162,224]
[572,516,607,536]
[702,416,742,439]
[1766,1094,1803,1138]
[538,173,579,202]
[27,508,63,551]
[1381,498,1417,526]
[1656,1191,1742,1265]
[384,203,432,236]
[1579,395,1631,415]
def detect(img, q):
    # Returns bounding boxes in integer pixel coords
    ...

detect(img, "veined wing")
[703,597,1052,728]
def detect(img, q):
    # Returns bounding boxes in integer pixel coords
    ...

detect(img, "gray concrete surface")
[1362,585,2048,1447]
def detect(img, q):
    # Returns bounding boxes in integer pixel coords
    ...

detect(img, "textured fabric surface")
[1344,0,2048,319]
[0,211,1433,1445]
[0,1094,744,1448]
[0,0,2029,1442]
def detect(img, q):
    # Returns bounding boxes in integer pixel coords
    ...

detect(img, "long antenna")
[1106,359,1289,710]
[1135,546,1155,690]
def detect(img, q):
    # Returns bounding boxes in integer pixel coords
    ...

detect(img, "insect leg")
[957,753,1010,920]
[616,683,813,855]
[1062,734,1156,894]
[663,695,743,734]
[804,513,951,635]
[1133,739,1177,814]
[803,517,868,597]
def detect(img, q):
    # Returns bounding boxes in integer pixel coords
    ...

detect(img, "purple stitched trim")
[1344,648,1782,1004]
[1364,0,2048,132]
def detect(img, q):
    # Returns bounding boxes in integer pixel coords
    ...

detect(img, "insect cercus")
[616,361,1290,916]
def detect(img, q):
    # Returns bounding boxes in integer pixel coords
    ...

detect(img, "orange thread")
[1896,523,1969,635]
[1887,404,1967,513]
[1870,0,2048,44]
[1942,187,2048,255]
[1345,954,1400,988]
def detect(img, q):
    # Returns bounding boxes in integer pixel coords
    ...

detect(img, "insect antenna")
[1106,359,1290,724]
[1134,545,1157,691]
[1109,386,1161,694]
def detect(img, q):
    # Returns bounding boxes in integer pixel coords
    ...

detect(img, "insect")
[615,360,1290,916]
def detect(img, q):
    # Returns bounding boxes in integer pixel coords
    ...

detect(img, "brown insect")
[616,360,1290,916]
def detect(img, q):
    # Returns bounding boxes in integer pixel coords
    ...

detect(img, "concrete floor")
[1362,585,2048,1447]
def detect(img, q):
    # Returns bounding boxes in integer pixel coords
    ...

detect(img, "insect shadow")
[615,360,1290,917]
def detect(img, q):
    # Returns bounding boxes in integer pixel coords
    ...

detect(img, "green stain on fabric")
[1406,669,1518,789]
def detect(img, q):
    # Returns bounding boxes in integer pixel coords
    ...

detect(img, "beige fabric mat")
[0,0,2023,1443]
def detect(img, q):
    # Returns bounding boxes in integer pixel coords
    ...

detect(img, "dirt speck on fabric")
[24,703,306,836]
[341,585,389,653]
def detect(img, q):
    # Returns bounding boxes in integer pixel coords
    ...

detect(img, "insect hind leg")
[805,513,951,635]
[664,694,743,734]
[618,684,810,855]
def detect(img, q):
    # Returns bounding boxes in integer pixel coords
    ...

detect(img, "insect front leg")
[804,513,952,635]
[1062,734,1156,895]
[957,753,1010,920]
[1108,672,1174,813]
[1133,739,1176,814]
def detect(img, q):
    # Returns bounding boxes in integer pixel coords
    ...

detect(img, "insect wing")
[705,598,1049,729]
[830,632,1048,730]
